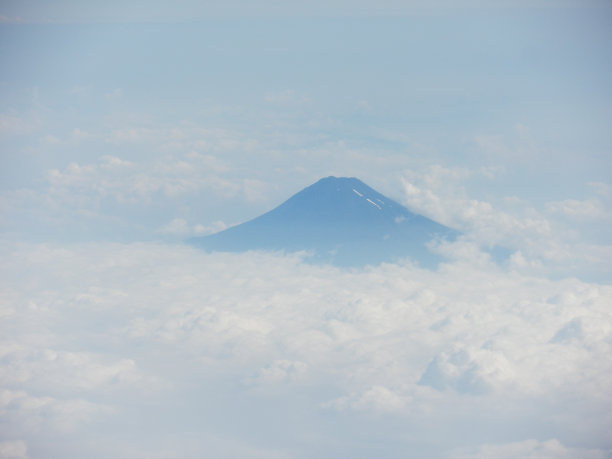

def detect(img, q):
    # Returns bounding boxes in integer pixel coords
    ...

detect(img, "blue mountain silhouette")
[190,176,457,267]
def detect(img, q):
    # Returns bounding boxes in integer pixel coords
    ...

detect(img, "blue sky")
[1,1,612,458]
[2,4,611,247]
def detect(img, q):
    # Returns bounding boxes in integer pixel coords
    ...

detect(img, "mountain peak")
[191,177,457,267]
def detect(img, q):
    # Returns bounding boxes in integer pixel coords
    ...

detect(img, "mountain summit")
[191,176,457,267]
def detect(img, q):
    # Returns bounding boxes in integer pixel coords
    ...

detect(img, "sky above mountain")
[1,1,611,458]
[1,1,611,278]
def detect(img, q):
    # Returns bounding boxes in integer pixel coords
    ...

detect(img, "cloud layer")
[1,242,610,458]
[1,7,611,458]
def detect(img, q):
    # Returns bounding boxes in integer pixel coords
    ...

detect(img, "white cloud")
[44,153,248,204]
[325,385,409,413]
[547,198,611,220]
[247,359,309,386]
[418,345,515,394]
[193,220,227,235]
[157,218,191,236]
[100,155,132,168]
[0,389,113,435]
[157,218,227,237]
[0,440,28,459]
[400,165,503,231]
[399,165,612,281]
[0,152,260,240]
[242,178,274,202]
[0,345,152,393]
[1,242,610,457]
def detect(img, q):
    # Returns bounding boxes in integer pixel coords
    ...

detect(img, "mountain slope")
[190,176,457,267]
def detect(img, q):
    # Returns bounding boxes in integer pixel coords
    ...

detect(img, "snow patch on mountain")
[366,198,382,210]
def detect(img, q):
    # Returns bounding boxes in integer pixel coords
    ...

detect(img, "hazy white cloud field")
[1,241,611,458]
[2,1,612,457]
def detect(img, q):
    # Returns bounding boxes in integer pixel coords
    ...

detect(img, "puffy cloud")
[0,389,113,435]
[247,359,309,386]
[400,165,549,245]
[0,345,152,393]
[400,165,612,281]
[1,150,273,240]
[42,152,261,205]
[418,345,515,394]
[324,385,409,413]
[1,242,610,457]
[99,155,131,168]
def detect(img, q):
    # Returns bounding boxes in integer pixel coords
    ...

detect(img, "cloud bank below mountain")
[1,242,610,458]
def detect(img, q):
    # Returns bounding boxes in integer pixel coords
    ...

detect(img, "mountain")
[190,176,458,267]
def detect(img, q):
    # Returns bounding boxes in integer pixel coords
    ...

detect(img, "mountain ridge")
[190,176,458,267]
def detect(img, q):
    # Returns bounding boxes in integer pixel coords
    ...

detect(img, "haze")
[1,1,611,458]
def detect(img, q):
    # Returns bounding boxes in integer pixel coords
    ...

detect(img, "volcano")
[190,176,457,267]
